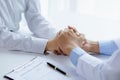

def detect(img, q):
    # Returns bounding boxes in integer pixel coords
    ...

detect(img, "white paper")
[5,57,79,80]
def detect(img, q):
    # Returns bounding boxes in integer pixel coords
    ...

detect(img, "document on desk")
[4,57,79,80]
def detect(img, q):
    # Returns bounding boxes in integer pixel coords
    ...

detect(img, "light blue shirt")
[70,40,118,66]
[99,40,118,55]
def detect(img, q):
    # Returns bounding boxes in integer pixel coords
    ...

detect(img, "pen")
[47,62,68,76]
[4,75,14,80]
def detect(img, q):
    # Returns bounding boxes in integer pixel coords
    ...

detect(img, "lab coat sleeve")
[114,39,120,49]
[0,17,48,54]
[72,48,120,80]
[24,0,57,40]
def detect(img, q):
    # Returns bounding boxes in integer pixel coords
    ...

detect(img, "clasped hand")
[46,26,87,56]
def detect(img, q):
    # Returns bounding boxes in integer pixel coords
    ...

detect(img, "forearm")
[25,0,57,40]
[71,48,120,80]
[0,28,48,54]
[84,40,118,55]
[70,47,102,80]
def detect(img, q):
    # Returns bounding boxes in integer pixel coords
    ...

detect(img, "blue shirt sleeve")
[99,40,118,56]
[70,40,118,66]
[70,47,87,66]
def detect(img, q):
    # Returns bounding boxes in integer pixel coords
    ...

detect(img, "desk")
[0,48,109,80]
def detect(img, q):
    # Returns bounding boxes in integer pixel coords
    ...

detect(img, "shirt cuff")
[31,37,48,54]
[99,40,118,56]
[70,47,86,66]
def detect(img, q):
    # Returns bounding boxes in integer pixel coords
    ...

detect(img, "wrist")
[89,41,100,54]
[45,40,54,51]
[65,43,79,55]
[66,47,74,55]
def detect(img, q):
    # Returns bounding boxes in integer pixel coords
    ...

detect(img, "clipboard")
[4,57,71,80]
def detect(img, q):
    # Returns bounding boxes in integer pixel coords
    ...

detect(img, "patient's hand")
[56,28,86,55]
[45,30,63,55]
[45,26,87,55]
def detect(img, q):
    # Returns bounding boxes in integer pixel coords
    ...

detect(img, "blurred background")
[20,0,120,41]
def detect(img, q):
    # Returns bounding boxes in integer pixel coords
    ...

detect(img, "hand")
[67,26,86,47]
[82,40,100,54]
[45,27,81,55]
[56,28,86,56]
[68,26,100,54]
[45,38,61,55]
[68,26,81,37]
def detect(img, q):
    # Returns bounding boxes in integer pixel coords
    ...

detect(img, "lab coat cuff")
[70,47,85,66]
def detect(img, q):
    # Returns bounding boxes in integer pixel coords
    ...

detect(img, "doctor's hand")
[56,28,86,55]
[67,26,100,54]
[67,26,86,47]
[45,26,81,55]
[82,40,100,54]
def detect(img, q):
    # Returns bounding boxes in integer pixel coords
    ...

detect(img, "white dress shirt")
[70,39,120,80]
[0,0,56,53]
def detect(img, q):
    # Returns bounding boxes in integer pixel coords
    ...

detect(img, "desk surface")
[0,48,109,80]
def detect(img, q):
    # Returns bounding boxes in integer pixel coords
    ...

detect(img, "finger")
[81,40,86,46]
[56,30,62,37]
[56,32,60,37]
[53,50,62,55]
[80,34,86,46]
[63,28,74,35]
[68,25,73,29]
[64,27,71,31]
[63,53,68,56]
[80,34,85,39]
[57,30,64,37]
[59,48,63,53]
[68,26,81,37]
[68,25,75,30]
[65,26,77,34]
[68,26,77,33]
[76,32,80,36]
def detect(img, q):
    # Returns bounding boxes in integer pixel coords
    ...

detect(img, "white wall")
[20,0,120,41]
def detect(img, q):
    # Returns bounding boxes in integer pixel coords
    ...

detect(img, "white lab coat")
[0,0,56,53]
[76,39,120,80]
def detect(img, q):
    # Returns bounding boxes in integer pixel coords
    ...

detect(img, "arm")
[0,26,60,54]
[56,29,120,80]
[24,0,56,39]
[24,0,61,53]
[99,40,118,55]
[82,40,118,55]
[83,40,118,55]
[70,47,120,80]
[68,26,118,55]
[0,18,47,53]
